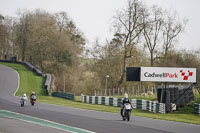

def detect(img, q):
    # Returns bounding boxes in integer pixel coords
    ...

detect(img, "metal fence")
[94,86,156,97]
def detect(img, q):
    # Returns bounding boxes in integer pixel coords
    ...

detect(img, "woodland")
[0,0,199,95]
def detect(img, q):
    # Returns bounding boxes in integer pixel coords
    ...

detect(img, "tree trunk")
[118,52,126,87]
[22,39,26,61]
[150,51,154,67]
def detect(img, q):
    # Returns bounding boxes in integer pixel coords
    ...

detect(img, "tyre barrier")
[52,92,75,100]
[194,103,200,115]
[81,94,166,114]
[157,85,194,113]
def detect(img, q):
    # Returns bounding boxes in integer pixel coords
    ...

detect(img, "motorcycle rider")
[30,92,36,101]
[120,93,131,117]
[21,93,28,100]
[20,93,27,106]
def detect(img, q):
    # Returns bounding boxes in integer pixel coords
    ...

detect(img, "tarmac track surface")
[0,117,70,133]
[0,64,200,133]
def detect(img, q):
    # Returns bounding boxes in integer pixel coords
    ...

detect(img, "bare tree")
[0,14,6,58]
[162,10,187,58]
[0,15,15,59]
[15,10,32,61]
[54,12,70,32]
[113,0,145,86]
[143,6,164,66]
[54,11,85,63]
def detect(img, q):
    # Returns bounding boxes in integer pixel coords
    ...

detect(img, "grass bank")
[1,62,200,125]
[0,62,46,97]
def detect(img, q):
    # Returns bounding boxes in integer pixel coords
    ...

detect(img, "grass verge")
[40,88,200,125]
[38,96,200,125]
[1,62,200,125]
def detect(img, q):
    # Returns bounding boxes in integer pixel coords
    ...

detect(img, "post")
[128,87,130,94]
[132,87,134,95]
[195,85,197,103]
[63,73,65,92]
[138,85,140,96]
[139,82,142,95]
[118,88,119,96]
[105,75,109,96]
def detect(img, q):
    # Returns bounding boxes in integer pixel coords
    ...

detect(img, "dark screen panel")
[126,67,141,81]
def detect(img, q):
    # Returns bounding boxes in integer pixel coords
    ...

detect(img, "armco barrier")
[0,60,42,76]
[194,103,200,115]
[81,94,166,114]
[52,92,75,100]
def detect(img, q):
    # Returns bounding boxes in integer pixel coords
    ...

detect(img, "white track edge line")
[0,109,96,133]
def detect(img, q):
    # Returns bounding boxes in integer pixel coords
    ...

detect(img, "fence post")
[132,87,134,95]
[138,86,140,96]
[128,87,130,94]
[154,85,157,94]
[118,88,119,96]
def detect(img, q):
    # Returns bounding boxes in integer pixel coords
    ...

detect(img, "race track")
[0,64,200,133]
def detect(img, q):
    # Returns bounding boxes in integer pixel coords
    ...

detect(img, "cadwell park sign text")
[127,67,196,83]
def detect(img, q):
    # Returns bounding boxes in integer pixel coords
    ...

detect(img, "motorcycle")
[20,98,26,107]
[20,94,27,107]
[30,95,36,106]
[122,103,132,121]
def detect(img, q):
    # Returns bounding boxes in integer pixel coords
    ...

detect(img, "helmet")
[32,92,35,94]
[124,93,128,98]
[124,93,128,101]
[23,93,26,97]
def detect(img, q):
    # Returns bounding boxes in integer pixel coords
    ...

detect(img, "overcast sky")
[0,0,199,50]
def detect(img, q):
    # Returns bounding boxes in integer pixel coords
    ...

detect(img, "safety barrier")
[52,92,75,100]
[158,85,194,113]
[45,74,51,95]
[81,94,166,114]
[22,61,43,76]
[0,60,42,76]
[194,103,200,115]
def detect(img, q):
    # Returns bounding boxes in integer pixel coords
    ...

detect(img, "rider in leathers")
[30,92,36,101]
[120,94,131,117]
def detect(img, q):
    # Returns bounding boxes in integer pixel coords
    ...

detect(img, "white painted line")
[0,110,96,133]
[13,69,20,97]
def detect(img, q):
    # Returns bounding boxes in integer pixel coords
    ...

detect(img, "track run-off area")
[0,64,200,133]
